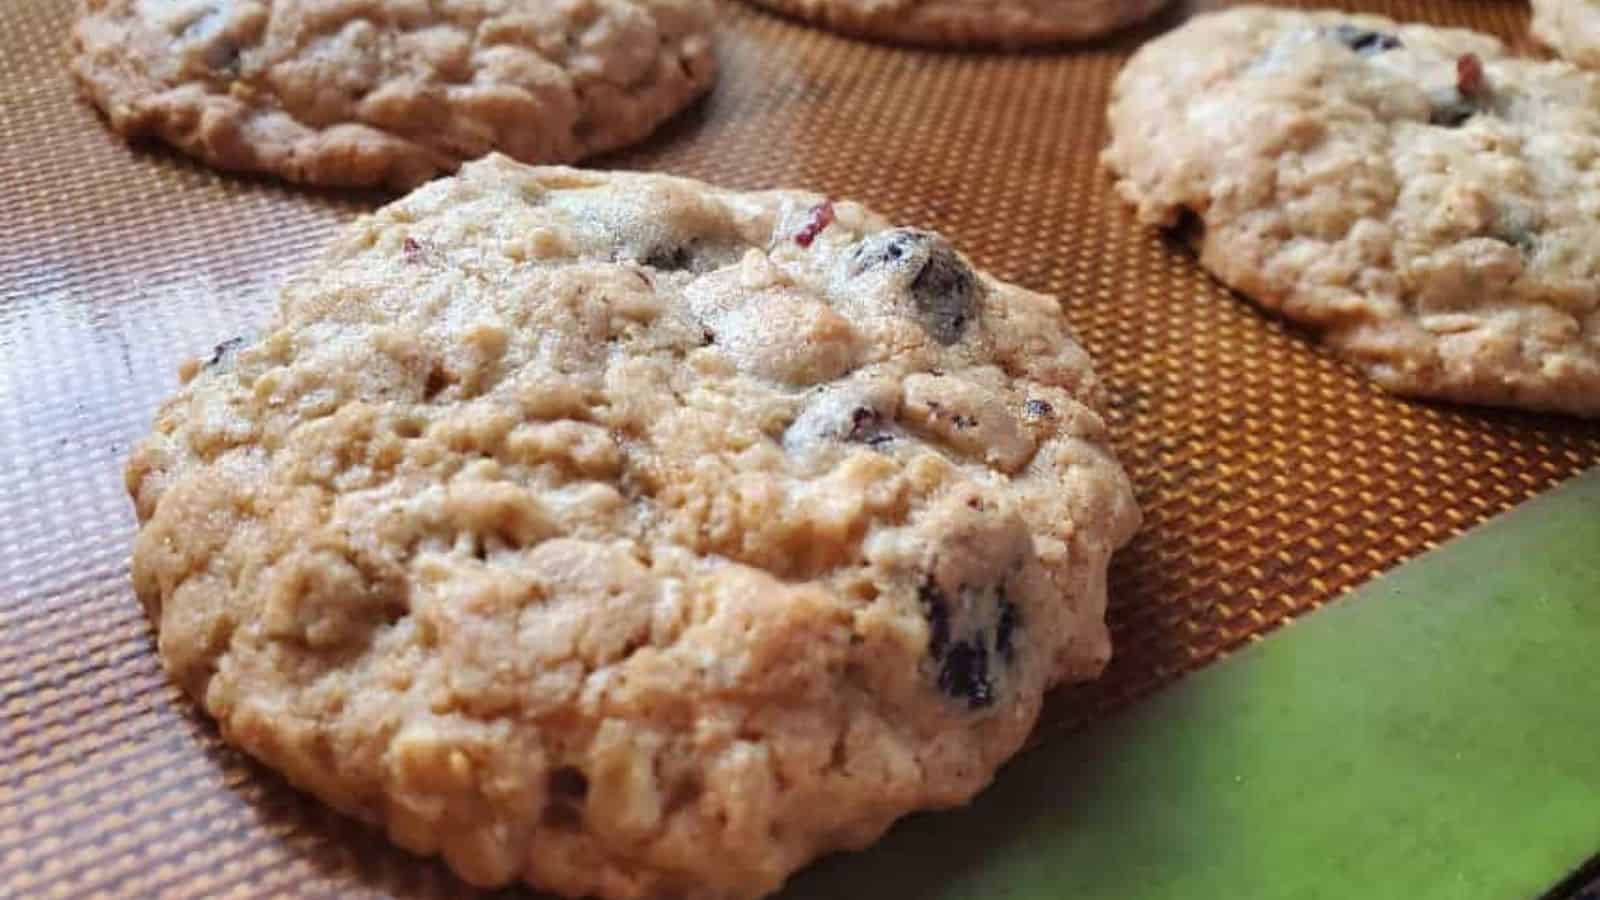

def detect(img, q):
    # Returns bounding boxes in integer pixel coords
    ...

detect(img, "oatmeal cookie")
[71,0,716,189]
[741,0,1167,49]
[1532,0,1600,69]
[125,155,1140,898]
[1104,6,1600,416]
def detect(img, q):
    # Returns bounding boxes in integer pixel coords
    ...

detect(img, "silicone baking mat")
[3,0,1598,896]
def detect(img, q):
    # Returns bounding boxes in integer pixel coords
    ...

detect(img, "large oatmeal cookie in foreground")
[1104,6,1600,417]
[71,0,716,190]
[125,155,1139,899]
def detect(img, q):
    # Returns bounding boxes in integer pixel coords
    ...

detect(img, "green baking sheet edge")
[780,467,1600,900]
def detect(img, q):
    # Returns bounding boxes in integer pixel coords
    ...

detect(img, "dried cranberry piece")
[995,597,1020,664]
[850,230,978,344]
[206,336,246,370]
[910,250,976,345]
[938,641,994,709]
[1331,25,1402,55]
[846,407,893,447]
[794,201,835,248]
[1456,53,1486,97]
[919,580,952,659]
[1430,54,1491,127]
[920,577,1014,709]
[402,236,425,263]
[643,244,693,271]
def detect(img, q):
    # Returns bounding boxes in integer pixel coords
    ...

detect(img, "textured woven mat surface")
[3,0,1598,896]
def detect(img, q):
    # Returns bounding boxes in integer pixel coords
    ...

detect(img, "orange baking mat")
[3,0,1597,896]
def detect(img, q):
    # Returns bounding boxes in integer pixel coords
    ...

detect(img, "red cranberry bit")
[1457,53,1486,97]
[794,201,835,248]
[403,236,424,263]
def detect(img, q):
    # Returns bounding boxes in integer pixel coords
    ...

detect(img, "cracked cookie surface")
[741,0,1167,49]
[71,0,716,189]
[1104,6,1600,417]
[125,155,1139,899]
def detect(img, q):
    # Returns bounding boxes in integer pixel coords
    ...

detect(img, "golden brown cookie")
[742,0,1167,49]
[71,0,716,189]
[125,155,1140,898]
[1532,0,1600,69]
[1104,6,1600,417]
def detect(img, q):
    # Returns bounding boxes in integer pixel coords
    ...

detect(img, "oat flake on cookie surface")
[1104,6,1600,417]
[71,0,716,189]
[125,155,1140,899]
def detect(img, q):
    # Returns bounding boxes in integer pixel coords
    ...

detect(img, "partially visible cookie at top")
[125,154,1139,898]
[1532,0,1600,69]
[1104,6,1600,417]
[741,0,1168,48]
[70,0,716,190]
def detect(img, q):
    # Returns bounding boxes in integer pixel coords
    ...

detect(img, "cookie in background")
[1531,0,1600,68]
[740,0,1168,49]
[1103,6,1600,417]
[71,0,717,190]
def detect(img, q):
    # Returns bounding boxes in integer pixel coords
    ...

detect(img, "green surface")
[782,469,1600,900]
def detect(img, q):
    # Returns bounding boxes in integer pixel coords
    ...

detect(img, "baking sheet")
[3,0,1598,896]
